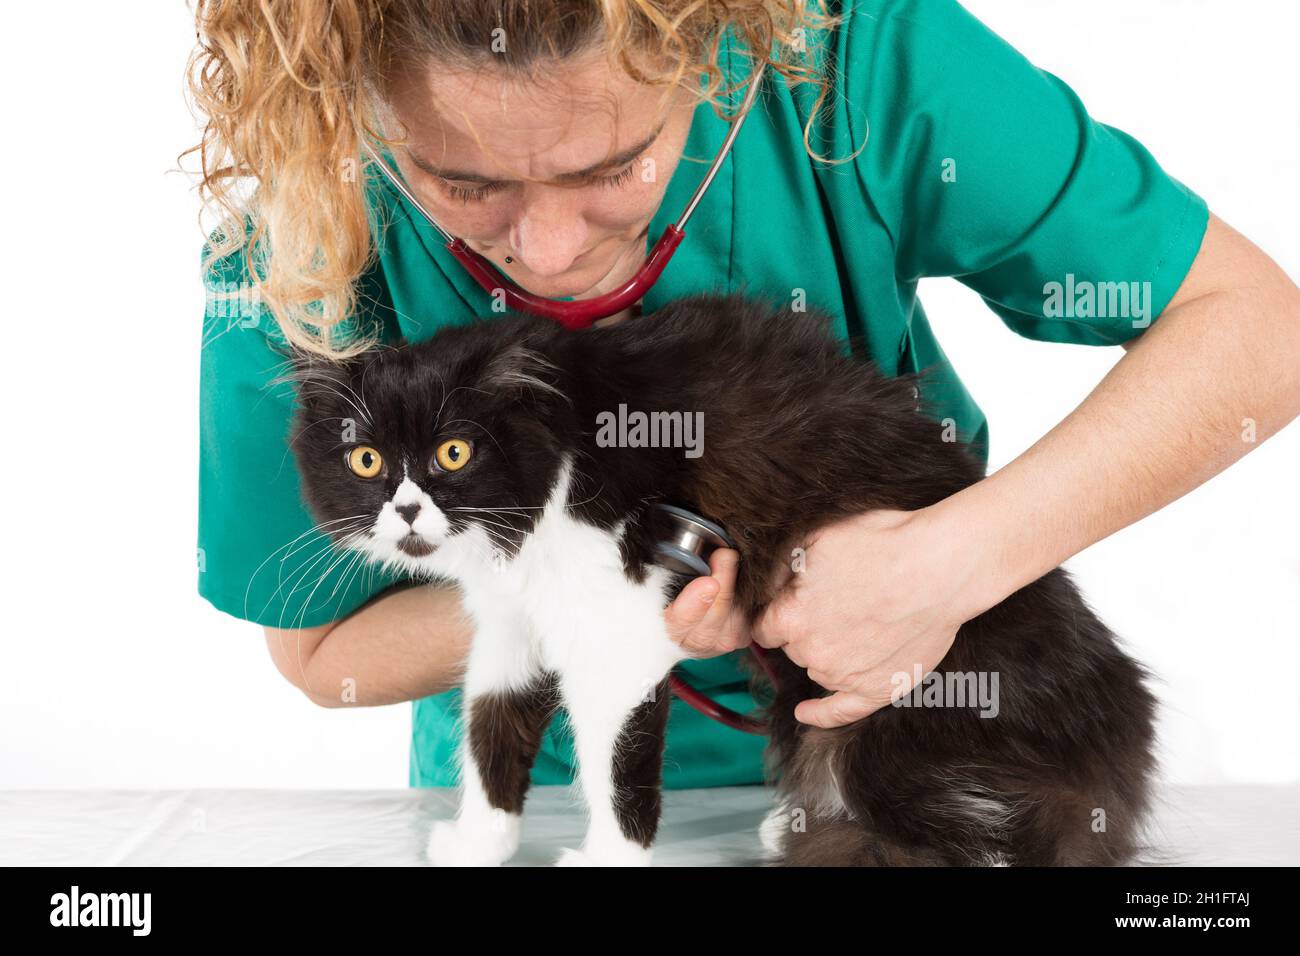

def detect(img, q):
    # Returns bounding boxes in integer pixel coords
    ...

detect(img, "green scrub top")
[197,0,1208,789]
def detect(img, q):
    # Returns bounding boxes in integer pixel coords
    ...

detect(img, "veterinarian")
[192,0,1300,788]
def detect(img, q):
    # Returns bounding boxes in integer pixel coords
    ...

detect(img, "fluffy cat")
[284,293,1157,866]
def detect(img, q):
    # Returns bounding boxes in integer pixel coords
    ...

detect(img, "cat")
[283,292,1157,866]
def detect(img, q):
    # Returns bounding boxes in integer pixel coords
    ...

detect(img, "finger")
[752,593,793,650]
[781,642,809,669]
[794,691,882,728]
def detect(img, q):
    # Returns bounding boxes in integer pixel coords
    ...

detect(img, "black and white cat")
[285,293,1157,866]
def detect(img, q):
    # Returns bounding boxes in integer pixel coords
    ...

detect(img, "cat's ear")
[270,343,362,398]
[481,342,566,403]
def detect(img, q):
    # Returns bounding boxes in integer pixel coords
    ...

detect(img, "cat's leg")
[554,665,673,867]
[427,614,554,867]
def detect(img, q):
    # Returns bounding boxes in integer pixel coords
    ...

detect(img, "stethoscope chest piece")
[652,503,736,577]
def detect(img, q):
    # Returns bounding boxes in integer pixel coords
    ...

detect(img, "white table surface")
[2,784,1296,866]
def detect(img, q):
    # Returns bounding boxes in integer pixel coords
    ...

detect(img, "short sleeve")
[196,238,410,628]
[843,0,1209,345]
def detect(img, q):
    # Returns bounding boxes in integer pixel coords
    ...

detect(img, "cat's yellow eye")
[434,438,473,472]
[347,445,383,479]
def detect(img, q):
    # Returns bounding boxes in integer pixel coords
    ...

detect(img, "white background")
[1,1,1295,789]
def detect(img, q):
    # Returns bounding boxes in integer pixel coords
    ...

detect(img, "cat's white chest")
[429,459,685,681]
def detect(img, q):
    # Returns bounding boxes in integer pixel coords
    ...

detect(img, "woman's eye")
[433,438,474,472]
[440,179,507,203]
[438,162,637,203]
[346,445,383,479]
[596,163,637,189]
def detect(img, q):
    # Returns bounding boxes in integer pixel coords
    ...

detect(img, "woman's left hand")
[752,505,992,729]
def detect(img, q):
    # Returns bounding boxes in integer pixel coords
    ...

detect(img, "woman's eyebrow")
[406,122,665,184]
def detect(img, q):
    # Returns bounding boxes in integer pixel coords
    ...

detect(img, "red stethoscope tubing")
[669,644,777,735]
[445,225,686,331]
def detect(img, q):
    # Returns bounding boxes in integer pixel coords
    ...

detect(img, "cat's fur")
[284,293,1157,866]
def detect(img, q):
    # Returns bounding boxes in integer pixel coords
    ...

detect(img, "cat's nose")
[395,503,422,526]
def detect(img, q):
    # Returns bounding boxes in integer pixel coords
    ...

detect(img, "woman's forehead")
[387,56,686,183]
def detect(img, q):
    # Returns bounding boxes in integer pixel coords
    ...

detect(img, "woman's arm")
[266,561,749,707]
[265,583,473,708]
[754,212,1300,727]
[959,213,1300,607]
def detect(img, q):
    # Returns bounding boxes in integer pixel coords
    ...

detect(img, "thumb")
[665,576,719,635]
[794,691,881,728]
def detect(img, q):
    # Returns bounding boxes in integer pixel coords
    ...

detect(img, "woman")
[190,0,1300,791]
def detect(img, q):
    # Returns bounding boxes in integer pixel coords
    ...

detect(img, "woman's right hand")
[663,548,752,658]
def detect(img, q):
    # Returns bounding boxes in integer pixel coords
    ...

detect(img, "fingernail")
[699,589,716,605]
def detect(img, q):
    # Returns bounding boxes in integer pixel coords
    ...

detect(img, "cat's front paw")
[554,847,595,867]
[426,817,520,867]
[554,841,653,867]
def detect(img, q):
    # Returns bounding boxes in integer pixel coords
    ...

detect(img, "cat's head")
[283,321,571,577]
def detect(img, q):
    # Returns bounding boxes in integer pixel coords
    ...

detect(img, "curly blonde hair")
[185,0,845,358]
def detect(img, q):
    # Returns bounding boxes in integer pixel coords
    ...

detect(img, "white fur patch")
[360,456,686,866]
[759,804,791,859]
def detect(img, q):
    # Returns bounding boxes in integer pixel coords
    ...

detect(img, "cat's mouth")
[397,532,437,557]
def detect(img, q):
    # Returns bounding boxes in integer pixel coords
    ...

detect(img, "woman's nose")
[508,189,590,277]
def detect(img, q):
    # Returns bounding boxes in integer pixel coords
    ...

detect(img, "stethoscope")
[364,72,774,732]
[654,504,776,735]
[361,64,767,330]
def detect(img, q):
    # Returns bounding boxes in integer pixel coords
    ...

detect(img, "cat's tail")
[766,754,1154,866]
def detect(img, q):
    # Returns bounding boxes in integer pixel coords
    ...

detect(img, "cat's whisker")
[329,550,374,623]
[271,526,370,616]
[327,542,372,604]
[243,514,373,619]
[433,383,490,431]
[474,529,518,557]
[460,516,525,541]
[447,504,547,514]
[282,539,368,633]
[358,358,380,429]
[447,510,537,525]
[431,369,451,431]
[264,538,354,637]
[458,519,515,550]
[295,378,374,430]
[329,375,378,430]
[281,516,372,564]
[269,523,372,618]
[285,416,361,449]
[564,481,607,512]
[272,357,374,422]
[277,420,364,481]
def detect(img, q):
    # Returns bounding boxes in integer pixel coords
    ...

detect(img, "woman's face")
[384,52,697,305]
